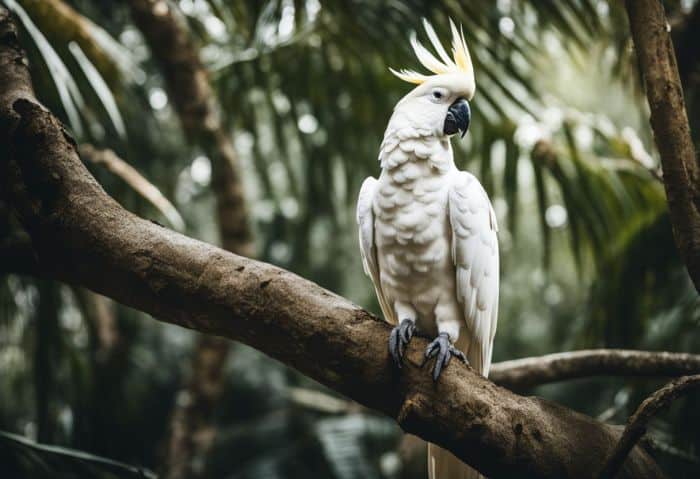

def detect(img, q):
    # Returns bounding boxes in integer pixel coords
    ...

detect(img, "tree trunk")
[626,0,700,292]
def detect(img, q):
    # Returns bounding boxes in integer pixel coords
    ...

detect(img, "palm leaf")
[0,431,156,479]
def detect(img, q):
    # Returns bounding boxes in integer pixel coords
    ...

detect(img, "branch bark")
[490,349,700,391]
[598,375,700,479]
[0,10,666,477]
[626,0,700,293]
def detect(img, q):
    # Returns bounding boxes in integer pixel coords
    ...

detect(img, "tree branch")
[490,350,700,391]
[0,8,666,479]
[626,0,700,293]
[598,375,700,479]
[7,244,700,394]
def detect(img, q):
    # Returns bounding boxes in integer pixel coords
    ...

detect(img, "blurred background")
[1,0,699,478]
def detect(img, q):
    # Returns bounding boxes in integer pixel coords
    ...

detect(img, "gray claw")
[389,319,416,368]
[423,333,468,381]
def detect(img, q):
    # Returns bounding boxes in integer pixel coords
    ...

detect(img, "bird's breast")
[374,161,453,286]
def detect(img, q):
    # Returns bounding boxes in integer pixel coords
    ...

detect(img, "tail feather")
[427,340,488,479]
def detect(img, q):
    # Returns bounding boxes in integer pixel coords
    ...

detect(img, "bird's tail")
[427,340,490,479]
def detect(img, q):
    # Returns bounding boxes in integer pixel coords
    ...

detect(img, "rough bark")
[125,2,253,477]
[490,350,700,391]
[0,12,666,477]
[626,0,700,293]
[598,375,700,479]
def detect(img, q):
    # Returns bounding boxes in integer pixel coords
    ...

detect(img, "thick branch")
[490,350,700,390]
[598,375,700,479]
[626,0,700,292]
[0,8,665,479]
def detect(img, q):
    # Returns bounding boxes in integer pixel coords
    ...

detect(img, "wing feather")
[448,171,499,376]
[357,177,396,324]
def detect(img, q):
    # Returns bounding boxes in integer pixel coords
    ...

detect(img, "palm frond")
[0,430,156,479]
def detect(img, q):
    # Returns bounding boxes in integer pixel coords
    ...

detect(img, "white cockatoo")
[357,19,499,479]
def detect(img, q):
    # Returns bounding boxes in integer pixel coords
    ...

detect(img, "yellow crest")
[390,19,475,90]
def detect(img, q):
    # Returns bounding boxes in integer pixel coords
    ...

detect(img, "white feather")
[357,177,395,325]
[447,171,499,376]
[422,18,455,68]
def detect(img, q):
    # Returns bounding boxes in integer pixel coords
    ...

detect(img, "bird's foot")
[423,333,468,381]
[389,319,416,368]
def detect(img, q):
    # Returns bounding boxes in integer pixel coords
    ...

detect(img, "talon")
[423,332,468,381]
[401,324,412,342]
[389,328,401,366]
[388,319,415,368]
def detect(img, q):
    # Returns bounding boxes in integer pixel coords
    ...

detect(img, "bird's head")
[390,19,475,139]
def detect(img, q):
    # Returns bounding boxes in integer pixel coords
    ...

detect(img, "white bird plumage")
[357,18,498,479]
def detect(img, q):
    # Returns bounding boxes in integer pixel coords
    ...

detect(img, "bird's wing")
[448,171,499,376]
[357,177,396,325]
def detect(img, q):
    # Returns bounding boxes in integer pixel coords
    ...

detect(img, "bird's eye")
[432,90,443,100]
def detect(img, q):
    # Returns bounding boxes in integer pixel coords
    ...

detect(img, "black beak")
[443,98,471,138]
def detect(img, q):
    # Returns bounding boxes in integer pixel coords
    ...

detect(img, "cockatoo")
[357,19,499,479]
